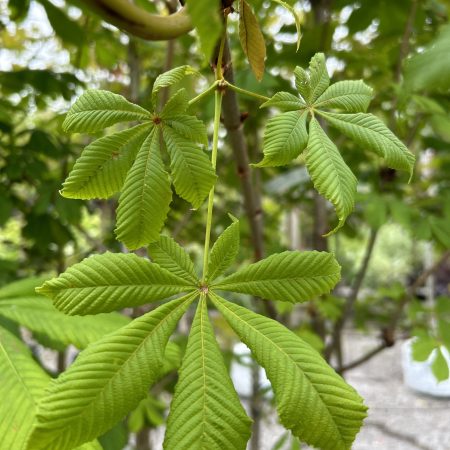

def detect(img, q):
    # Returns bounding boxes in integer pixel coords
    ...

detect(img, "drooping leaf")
[212,251,340,303]
[0,297,130,350]
[148,235,198,284]
[206,217,240,282]
[61,124,151,199]
[261,91,305,112]
[115,129,172,249]
[432,348,450,382]
[255,110,308,167]
[211,294,367,450]
[272,0,302,51]
[239,0,266,81]
[63,90,150,134]
[314,80,373,113]
[27,294,197,450]
[163,125,216,209]
[305,118,357,234]
[185,0,222,60]
[164,298,251,449]
[152,65,199,103]
[36,252,195,315]
[411,336,436,362]
[319,111,415,177]
[0,327,49,450]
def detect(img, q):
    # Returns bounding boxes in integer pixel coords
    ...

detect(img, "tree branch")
[72,0,193,40]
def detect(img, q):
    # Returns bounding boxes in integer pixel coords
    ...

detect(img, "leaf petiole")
[224,81,270,103]
[188,80,220,106]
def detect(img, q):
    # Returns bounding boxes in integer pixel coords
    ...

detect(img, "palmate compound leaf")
[239,0,266,81]
[61,123,152,199]
[148,235,198,284]
[62,90,151,134]
[318,111,415,178]
[0,297,130,350]
[306,118,357,234]
[206,216,240,282]
[0,328,102,450]
[163,297,252,450]
[162,123,216,209]
[115,128,172,249]
[36,252,196,315]
[314,80,373,113]
[254,110,308,167]
[210,294,367,450]
[212,251,340,303]
[26,293,198,450]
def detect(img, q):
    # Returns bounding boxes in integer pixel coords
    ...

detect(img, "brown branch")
[71,0,192,40]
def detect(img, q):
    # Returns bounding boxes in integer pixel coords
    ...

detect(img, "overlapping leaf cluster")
[28,219,366,450]
[61,65,216,249]
[257,53,416,233]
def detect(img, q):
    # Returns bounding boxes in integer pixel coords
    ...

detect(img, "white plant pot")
[401,338,450,397]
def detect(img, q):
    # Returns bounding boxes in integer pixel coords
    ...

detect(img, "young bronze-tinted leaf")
[63,90,150,133]
[0,327,49,450]
[239,0,266,81]
[115,129,172,249]
[211,295,367,450]
[164,298,251,450]
[163,125,216,209]
[314,80,373,113]
[185,0,222,60]
[36,252,195,315]
[261,91,305,112]
[212,251,340,303]
[148,235,198,284]
[0,297,130,349]
[152,65,199,102]
[319,111,415,177]
[27,294,197,450]
[61,123,151,199]
[255,110,308,167]
[206,217,240,282]
[306,118,357,234]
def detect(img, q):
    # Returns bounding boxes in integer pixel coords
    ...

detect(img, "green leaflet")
[260,91,306,111]
[148,235,198,284]
[206,217,240,282]
[164,115,208,146]
[164,297,252,450]
[62,90,150,133]
[61,123,151,199]
[432,348,450,382]
[306,118,357,234]
[27,293,197,450]
[210,295,367,450]
[239,0,266,81]
[162,124,216,209]
[152,65,199,103]
[0,276,50,299]
[294,53,329,104]
[160,88,189,118]
[212,251,340,303]
[115,128,172,249]
[185,0,222,60]
[0,327,49,450]
[0,297,130,350]
[36,252,195,315]
[255,110,308,167]
[319,111,415,178]
[314,80,373,113]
